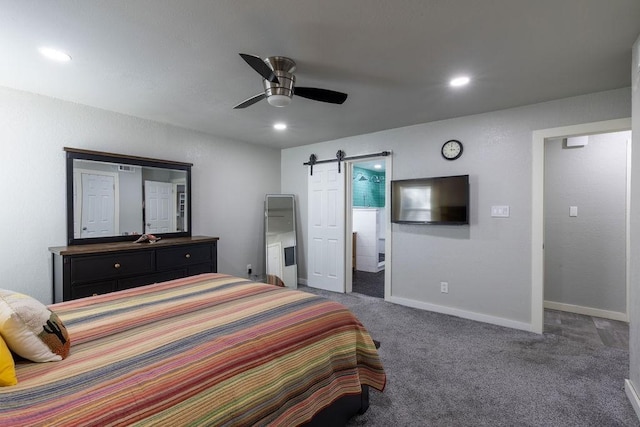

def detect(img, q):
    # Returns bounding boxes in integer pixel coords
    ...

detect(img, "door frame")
[345,155,393,299]
[531,117,631,333]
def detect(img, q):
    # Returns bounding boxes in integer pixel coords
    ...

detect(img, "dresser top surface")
[49,236,219,256]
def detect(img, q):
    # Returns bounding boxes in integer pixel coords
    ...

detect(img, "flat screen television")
[391,175,469,225]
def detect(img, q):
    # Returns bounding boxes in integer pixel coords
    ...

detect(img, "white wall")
[353,208,381,273]
[282,88,630,330]
[544,131,630,315]
[628,34,640,413]
[0,86,281,304]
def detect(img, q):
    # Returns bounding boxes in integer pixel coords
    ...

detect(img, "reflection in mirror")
[66,148,191,245]
[73,160,188,238]
[265,194,297,289]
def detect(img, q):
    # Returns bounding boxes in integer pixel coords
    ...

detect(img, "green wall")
[352,167,385,207]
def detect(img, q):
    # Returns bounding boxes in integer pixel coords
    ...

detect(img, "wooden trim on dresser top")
[49,236,219,256]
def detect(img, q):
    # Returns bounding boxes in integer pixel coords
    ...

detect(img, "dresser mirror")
[65,147,192,245]
[265,194,297,288]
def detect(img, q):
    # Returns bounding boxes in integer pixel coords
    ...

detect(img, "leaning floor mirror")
[265,194,297,289]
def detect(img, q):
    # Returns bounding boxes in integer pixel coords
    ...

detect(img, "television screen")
[391,175,469,224]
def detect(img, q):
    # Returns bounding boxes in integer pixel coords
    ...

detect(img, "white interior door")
[145,180,172,233]
[307,163,345,292]
[267,242,283,278]
[80,173,115,238]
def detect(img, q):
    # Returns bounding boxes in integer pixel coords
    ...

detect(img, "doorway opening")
[349,159,386,298]
[542,129,631,341]
[531,118,631,334]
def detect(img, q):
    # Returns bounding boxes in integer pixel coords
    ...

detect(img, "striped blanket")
[0,274,385,426]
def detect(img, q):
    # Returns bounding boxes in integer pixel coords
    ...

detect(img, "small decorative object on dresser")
[49,236,219,302]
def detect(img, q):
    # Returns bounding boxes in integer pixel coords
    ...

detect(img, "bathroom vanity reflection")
[65,148,192,245]
[265,194,297,288]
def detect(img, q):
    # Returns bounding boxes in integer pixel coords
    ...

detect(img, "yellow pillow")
[0,335,17,386]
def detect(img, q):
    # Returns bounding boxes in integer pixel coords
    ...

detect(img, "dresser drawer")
[118,269,187,291]
[156,244,213,269]
[71,280,116,300]
[70,251,155,283]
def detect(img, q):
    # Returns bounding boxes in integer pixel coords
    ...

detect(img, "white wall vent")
[118,165,136,173]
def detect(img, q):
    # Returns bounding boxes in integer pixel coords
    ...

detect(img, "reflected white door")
[307,163,345,292]
[80,173,115,238]
[267,242,283,278]
[145,180,172,233]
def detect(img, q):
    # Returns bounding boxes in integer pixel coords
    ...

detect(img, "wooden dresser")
[49,236,219,302]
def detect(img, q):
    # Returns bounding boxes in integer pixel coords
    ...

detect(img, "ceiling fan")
[233,54,348,109]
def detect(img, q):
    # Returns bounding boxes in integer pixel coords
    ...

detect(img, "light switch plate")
[569,206,578,217]
[491,205,510,218]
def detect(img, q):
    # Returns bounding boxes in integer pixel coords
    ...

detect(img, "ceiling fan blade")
[233,93,266,109]
[294,87,348,104]
[239,53,279,83]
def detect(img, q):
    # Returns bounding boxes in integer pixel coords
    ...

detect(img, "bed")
[0,273,386,426]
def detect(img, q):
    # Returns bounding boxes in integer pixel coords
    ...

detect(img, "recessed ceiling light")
[39,47,72,62]
[449,76,470,87]
[273,123,287,131]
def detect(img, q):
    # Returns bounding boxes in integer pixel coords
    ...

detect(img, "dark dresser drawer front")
[156,244,213,269]
[187,263,214,276]
[71,251,154,283]
[118,269,187,291]
[71,281,116,300]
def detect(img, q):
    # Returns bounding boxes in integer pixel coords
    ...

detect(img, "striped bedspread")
[0,274,386,426]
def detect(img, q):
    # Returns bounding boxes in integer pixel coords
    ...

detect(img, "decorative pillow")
[0,335,17,386]
[0,290,70,362]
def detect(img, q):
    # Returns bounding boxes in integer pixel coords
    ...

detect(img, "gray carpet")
[352,270,385,299]
[299,286,639,427]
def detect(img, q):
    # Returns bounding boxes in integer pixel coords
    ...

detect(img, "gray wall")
[282,88,631,330]
[0,86,281,304]
[544,132,630,314]
[118,167,144,234]
[629,34,640,404]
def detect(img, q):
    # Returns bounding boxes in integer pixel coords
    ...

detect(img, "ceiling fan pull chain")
[336,150,345,173]
[308,154,317,176]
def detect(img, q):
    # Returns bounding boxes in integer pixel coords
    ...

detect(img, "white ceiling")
[1,1,639,149]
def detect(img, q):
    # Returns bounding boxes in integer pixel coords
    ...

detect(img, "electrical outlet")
[247,264,252,275]
[440,282,449,293]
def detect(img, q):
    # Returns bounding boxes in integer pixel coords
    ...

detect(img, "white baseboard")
[387,296,532,332]
[544,300,628,322]
[626,380,640,421]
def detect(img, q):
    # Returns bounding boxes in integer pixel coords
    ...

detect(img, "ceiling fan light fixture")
[236,53,348,109]
[267,94,292,107]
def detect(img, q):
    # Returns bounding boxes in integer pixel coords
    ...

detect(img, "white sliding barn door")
[307,163,345,292]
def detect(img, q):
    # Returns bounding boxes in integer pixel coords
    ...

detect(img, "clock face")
[441,139,463,160]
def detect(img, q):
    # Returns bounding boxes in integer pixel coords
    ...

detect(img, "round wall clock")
[441,139,463,160]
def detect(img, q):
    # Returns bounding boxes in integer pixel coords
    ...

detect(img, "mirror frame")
[65,147,192,245]
[264,194,297,288]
